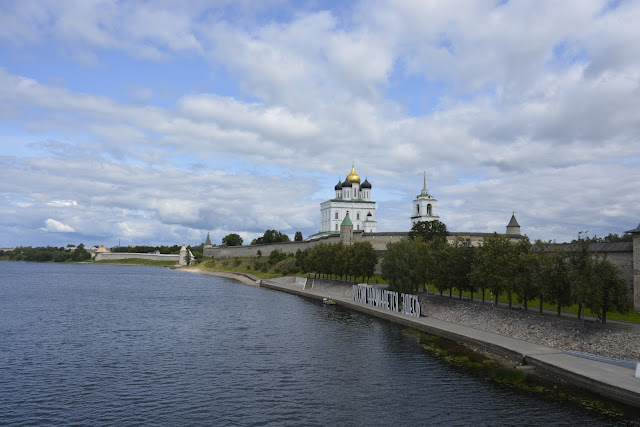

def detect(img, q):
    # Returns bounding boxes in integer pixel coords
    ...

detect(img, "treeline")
[382,232,632,323]
[579,233,632,243]
[0,244,92,262]
[294,242,378,282]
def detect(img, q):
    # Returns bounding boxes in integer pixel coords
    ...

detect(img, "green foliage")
[382,238,429,293]
[512,236,538,309]
[268,250,287,266]
[301,241,378,281]
[222,233,243,246]
[71,244,91,262]
[294,231,303,241]
[1,245,97,262]
[537,243,573,315]
[440,237,476,298]
[233,258,242,267]
[471,233,514,304]
[574,232,632,243]
[583,257,632,323]
[204,257,216,268]
[295,248,310,273]
[491,367,525,384]
[350,242,378,282]
[251,230,291,245]
[408,220,448,242]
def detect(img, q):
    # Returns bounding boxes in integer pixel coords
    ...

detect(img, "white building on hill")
[319,164,377,234]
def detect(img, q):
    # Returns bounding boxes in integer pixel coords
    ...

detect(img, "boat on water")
[322,297,336,305]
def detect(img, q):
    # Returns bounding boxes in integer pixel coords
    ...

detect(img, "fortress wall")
[95,252,180,262]
[203,231,520,258]
[599,251,634,293]
[203,234,342,259]
[634,234,640,312]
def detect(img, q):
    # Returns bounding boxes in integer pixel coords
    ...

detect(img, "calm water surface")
[0,262,622,425]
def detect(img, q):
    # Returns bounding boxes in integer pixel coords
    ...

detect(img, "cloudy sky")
[1,0,639,248]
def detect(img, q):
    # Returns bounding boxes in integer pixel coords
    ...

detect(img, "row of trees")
[0,244,92,262]
[382,224,632,323]
[294,242,378,282]
[221,230,304,246]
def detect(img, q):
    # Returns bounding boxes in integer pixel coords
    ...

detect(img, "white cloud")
[40,218,75,233]
[1,1,640,247]
[45,200,77,207]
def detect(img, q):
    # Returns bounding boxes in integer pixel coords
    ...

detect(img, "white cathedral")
[320,165,377,233]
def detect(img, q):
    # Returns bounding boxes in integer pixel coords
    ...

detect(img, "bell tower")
[411,172,439,227]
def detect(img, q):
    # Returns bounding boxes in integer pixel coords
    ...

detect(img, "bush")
[268,250,286,266]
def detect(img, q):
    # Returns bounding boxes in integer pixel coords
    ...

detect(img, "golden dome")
[346,165,360,184]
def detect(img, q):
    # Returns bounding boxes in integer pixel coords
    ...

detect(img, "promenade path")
[260,278,640,409]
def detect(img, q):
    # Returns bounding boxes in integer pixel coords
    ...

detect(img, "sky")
[1,0,639,248]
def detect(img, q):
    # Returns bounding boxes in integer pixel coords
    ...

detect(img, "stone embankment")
[424,296,640,362]
[294,278,640,362]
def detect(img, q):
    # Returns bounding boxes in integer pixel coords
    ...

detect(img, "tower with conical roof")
[320,163,377,233]
[506,213,521,236]
[340,213,354,244]
[411,172,439,227]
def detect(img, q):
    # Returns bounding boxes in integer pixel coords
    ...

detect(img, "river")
[0,262,622,425]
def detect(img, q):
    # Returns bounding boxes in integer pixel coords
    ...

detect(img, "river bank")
[307,278,640,361]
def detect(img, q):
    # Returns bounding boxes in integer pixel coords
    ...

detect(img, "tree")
[569,233,594,319]
[222,233,243,246]
[428,238,450,296]
[350,242,378,283]
[295,248,310,273]
[542,246,574,316]
[408,220,448,242]
[185,250,191,266]
[512,236,538,310]
[382,238,429,294]
[251,230,291,245]
[294,231,303,241]
[579,233,632,243]
[470,233,514,305]
[442,237,476,299]
[584,258,632,323]
[71,243,91,262]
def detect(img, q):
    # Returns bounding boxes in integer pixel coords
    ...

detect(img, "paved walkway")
[261,278,640,409]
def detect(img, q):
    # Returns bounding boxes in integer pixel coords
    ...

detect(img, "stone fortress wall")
[95,243,195,266]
